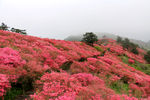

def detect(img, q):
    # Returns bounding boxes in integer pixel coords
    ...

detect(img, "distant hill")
[65,33,117,41]
[148,40,150,45]
[65,32,150,50]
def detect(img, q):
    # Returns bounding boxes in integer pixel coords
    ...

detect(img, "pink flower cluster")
[107,94,138,100]
[0,47,25,66]
[31,72,113,100]
[128,59,135,64]
[0,47,26,83]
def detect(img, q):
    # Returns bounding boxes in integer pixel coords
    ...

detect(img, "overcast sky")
[0,0,150,42]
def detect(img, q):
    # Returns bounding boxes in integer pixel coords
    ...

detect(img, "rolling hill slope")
[0,30,150,100]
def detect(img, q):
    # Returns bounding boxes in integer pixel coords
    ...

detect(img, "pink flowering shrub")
[55,93,76,100]
[69,61,89,74]
[31,72,116,100]
[0,30,150,99]
[107,94,138,100]
[99,57,114,65]
[31,72,79,100]
[54,55,68,66]
[110,75,121,82]
[0,47,27,84]
[0,74,11,97]
[72,73,104,87]
[0,47,26,66]
[87,58,98,64]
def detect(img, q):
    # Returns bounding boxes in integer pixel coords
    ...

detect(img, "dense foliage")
[117,37,139,55]
[0,23,9,31]
[0,30,150,100]
[11,28,27,35]
[144,51,150,63]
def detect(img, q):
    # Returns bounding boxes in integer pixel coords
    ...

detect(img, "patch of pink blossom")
[128,59,135,64]
[0,47,26,66]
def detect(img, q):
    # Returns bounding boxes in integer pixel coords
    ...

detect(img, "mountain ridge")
[65,33,150,50]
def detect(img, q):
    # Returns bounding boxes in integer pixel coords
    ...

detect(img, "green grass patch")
[105,74,129,95]
[109,80,129,95]
[131,62,150,75]
[119,55,129,64]
[4,87,23,100]
[119,55,150,75]
[94,46,104,52]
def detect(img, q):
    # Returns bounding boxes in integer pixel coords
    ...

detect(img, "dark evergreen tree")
[122,38,130,49]
[0,23,9,31]
[124,38,130,44]
[117,36,122,43]
[82,32,98,46]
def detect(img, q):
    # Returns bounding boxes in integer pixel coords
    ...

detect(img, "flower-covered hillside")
[0,30,150,100]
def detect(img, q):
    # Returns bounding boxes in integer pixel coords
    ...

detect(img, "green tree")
[120,38,139,55]
[130,42,139,55]
[122,38,130,49]
[117,36,122,43]
[0,23,9,31]
[11,28,27,35]
[82,32,98,46]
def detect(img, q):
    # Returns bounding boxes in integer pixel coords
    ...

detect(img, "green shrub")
[131,48,139,55]
[94,46,104,52]
[118,37,139,55]
[60,61,73,71]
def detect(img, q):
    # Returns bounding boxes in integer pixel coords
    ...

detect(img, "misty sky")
[0,0,150,42]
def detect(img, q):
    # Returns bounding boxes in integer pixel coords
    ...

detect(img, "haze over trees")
[0,23,27,35]
[65,33,150,50]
